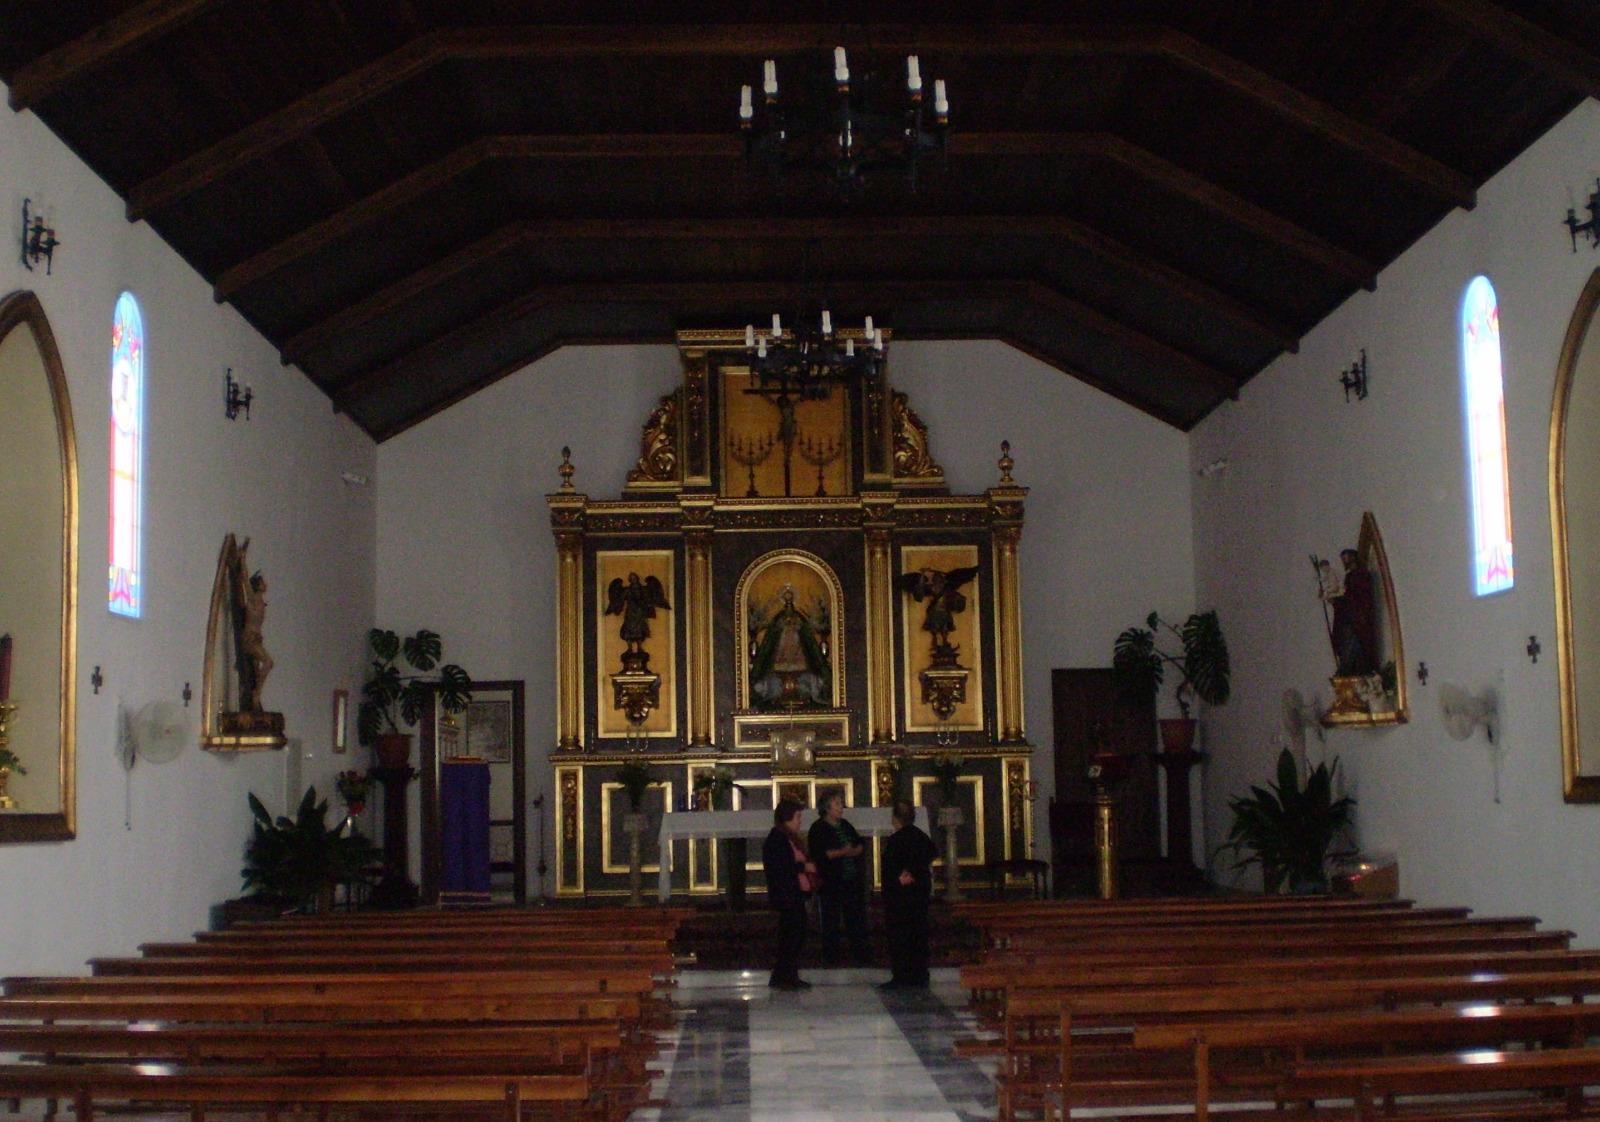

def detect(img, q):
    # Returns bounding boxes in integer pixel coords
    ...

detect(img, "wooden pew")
[991,969,1600,1121]
[1282,1045,1600,1122]
[1133,1003,1600,1122]
[0,1060,597,1122]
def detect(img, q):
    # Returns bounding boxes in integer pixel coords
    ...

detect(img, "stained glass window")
[1462,275,1513,596]
[109,292,143,617]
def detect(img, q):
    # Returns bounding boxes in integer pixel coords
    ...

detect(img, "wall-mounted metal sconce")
[1417,661,1429,685]
[1339,349,1368,402]
[182,682,192,708]
[1566,179,1600,251]
[20,198,60,274]
[90,666,104,695]
[224,368,252,421]
[1528,635,1542,664]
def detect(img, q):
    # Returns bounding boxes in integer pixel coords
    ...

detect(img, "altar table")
[656,806,930,902]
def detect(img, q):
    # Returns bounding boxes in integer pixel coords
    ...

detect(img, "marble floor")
[637,967,997,1122]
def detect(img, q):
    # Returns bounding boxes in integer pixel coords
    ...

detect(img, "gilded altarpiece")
[548,330,1033,898]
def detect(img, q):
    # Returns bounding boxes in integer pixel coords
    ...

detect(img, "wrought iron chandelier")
[742,311,885,403]
[738,48,949,195]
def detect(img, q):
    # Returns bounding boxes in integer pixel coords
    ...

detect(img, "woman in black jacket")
[761,799,816,990]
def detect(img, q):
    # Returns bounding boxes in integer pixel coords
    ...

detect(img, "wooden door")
[1050,668,1159,862]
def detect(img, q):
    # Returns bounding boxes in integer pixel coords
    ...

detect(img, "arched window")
[109,292,143,618]
[1462,275,1513,595]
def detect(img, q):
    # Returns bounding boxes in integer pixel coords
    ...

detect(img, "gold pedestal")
[1093,786,1119,900]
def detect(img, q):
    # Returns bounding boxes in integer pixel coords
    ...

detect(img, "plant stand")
[937,806,965,902]
[1153,749,1207,892]
[370,765,419,908]
[625,812,647,907]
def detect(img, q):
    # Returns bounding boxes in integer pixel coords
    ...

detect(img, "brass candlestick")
[0,701,19,811]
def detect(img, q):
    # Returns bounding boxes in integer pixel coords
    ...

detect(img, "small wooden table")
[986,858,1050,900]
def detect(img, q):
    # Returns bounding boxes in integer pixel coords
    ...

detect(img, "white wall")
[0,87,377,973]
[378,338,1195,875]
[1191,100,1600,937]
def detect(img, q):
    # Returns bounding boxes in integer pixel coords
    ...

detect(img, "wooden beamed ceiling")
[1,2,1596,439]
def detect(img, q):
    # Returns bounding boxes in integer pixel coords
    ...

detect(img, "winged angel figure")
[605,572,671,656]
[897,566,980,659]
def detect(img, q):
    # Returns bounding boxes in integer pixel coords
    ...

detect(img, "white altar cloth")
[656,805,930,901]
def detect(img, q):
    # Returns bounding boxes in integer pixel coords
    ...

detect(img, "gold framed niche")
[0,291,78,843]
[594,549,677,740]
[1320,511,1409,728]
[1550,268,1600,801]
[735,549,846,712]
[599,780,673,873]
[719,365,852,498]
[912,774,986,867]
[199,534,286,751]
[900,543,986,733]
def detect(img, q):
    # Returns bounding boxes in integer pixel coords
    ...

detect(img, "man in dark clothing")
[880,798,939,989]
[808,792,872,966]
[761,799,815,990]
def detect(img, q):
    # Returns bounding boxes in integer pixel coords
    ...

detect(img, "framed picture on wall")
[468,699,513,763]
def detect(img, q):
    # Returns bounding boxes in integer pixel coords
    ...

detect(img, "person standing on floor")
[808,792,872,966]
[880,798,939,989]
[761,798,816,990]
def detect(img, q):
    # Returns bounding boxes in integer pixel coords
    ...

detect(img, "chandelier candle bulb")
[846,338,855,356]
[763,59,777,97]
[934,78,949,116]
[740,85,753,121]
[822,310,832,335]
[745,324,755,347]
[907,55,922,92]
[864,315,874,336]
[874,328,884,351]
[772,313,782,335]
[757,335,767,358]
[834,46,848,83]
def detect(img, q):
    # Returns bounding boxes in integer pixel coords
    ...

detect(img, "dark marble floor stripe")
[879,985,997,1122]
[657,993,751,1121]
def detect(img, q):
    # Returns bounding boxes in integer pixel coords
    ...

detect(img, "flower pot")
[1158,718,1197,754]
[346,800,365,817]
[372,733,412,770]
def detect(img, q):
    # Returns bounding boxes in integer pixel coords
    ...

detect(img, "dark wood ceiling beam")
[1020,282,1241,396]
[1097,135,1378,288]
[220,130,1357,314]
[1152,30,1475,209]
[327,277,1238,409]
[1411,0,1600,101]
[997,327,1180,428]
[6,0,219,112]
[278,210,1299,364]
[126,21,1470,221]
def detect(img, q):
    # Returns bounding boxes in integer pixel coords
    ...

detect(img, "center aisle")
[643,968,995,1122]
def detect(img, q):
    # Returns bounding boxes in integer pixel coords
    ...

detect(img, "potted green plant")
[929,753,965,809]
[334,769,371,816]
[241,786,381,914]
[1218,748,1356,894]
[358,628,472,769]
[0,746,25,775]
[1113,609,1231,753]
[614,759,653,906]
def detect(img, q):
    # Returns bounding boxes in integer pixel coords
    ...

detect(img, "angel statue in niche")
[605,571,671,673]
[899,565,979,667]
[749,585,831,710]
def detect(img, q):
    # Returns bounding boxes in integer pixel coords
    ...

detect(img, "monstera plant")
[358,628,471,768]
[1113,609,1231,752]
[1219,748,1356,894]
